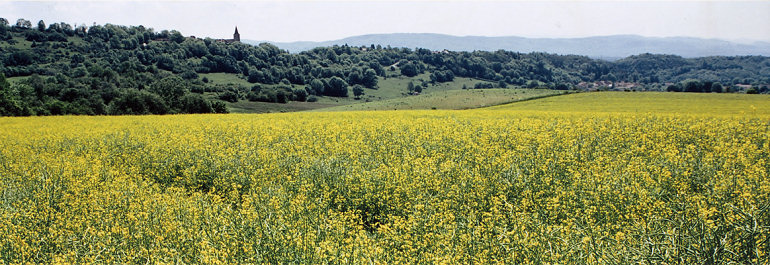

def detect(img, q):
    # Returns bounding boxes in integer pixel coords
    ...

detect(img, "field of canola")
[1,92,768,264]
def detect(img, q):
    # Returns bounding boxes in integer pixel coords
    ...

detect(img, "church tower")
[233,27,240,42]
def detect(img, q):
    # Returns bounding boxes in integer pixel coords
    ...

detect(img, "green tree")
[170,30,185,43]
[711,82,723,93]
[248,69,263,83]
[219,91,239,103]
[400,62,418,77]
[0,74,26,116]
[16,18,31,29]
[7,50,34,66]
[149,76,188,108]
[667,84,682,92]
[352,84,364,99]
[309,79,324,95]
[107,90,170,115]
[180,94,213,113]
[325,77,349,97]
[683,80,702,93]
[211,101,229,113]
[37,20,45,31]
[293,88,308,102]
[363,68,378,89]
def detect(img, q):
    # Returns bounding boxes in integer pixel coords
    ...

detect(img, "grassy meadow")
[488,91,770,115]
[0,92,768,263]
[200,70,506,113]
[318,89,565,111]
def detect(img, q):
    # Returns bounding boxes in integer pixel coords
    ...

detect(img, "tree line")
[1,18,769,116]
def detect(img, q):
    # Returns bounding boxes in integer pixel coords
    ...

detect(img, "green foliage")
[413,84,423,93]
[211,101,229,113]
[15,19,31,29]
[293,88,308,102]
[474,82,495,89]
[430,70,455,83]
[1,18,769,116]
[308,79,324,96]
[363,68,378,89]
[322,89,565,111]
[554,83,569,90]
[169,30,184,44]
[326,76,349,97]
[0,74,28,116]
[352,84,364,98]
[667,84,682,92]
[711,82,723,93]
[149,76,188,109]
[400,62,419,77]
[219,91,239,103]
[180,94,213,114]
[107,90,170,115]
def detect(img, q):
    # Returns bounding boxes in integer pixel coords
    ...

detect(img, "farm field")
[318,89,566,111]
[0,92,768,263]
[488,91,770,115]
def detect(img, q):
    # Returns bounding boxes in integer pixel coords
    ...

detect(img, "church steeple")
[233,27,240,42]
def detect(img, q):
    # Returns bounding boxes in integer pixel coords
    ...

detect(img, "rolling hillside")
[318,89,566,111]
[248,34,770,58]
[2,19,769,117]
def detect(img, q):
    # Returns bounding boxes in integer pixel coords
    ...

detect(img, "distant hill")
[245,34,770,59]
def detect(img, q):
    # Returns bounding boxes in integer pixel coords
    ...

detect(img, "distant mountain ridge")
[244,34,770,59]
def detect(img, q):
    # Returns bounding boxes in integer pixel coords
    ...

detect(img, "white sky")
[1,1,769,43]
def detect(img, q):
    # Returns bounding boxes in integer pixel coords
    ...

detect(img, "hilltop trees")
[15,19,31,29]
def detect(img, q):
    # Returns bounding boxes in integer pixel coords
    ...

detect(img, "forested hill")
[254,33,770,58]
[1,19,769,116]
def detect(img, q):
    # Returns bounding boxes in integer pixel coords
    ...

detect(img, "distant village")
[186,27,240,43]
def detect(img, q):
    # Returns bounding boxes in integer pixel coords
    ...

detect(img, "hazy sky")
[1,1,769,43]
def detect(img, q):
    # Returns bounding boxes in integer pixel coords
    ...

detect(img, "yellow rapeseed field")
[1,92,768,264]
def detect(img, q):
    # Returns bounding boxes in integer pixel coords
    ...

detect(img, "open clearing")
[318,88,566,111]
